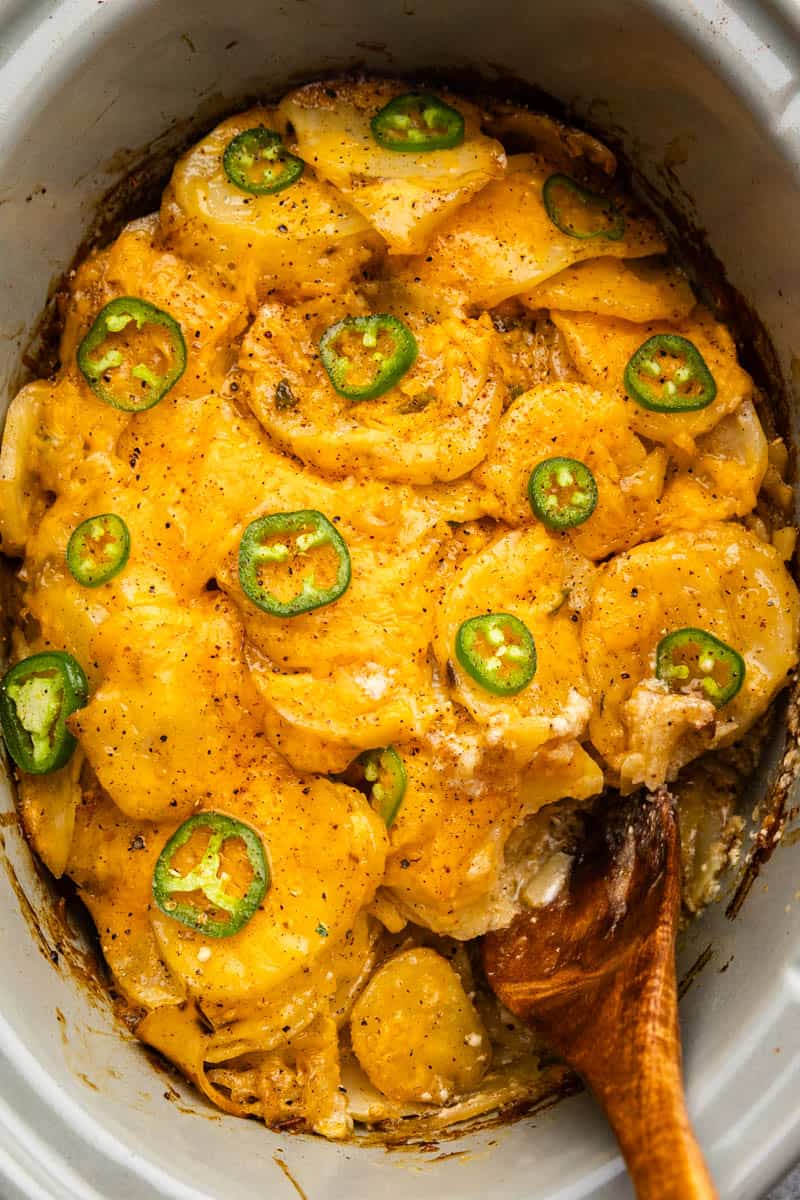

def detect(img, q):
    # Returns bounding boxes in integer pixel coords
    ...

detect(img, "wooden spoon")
[483,788,717,1200]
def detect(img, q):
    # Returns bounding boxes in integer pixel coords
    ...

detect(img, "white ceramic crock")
[0,1,799,1196]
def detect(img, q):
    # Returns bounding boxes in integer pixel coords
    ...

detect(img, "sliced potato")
[161,108,379,305]
[482,104,617,175]
[199,912,377,1046]
[22,458,186,683]
[137,1002,265,1118]
[384,734,602,938]
[238,292,502,483]
[399,154,666,310]
[24,377,129,504]
[582,523,800,790]
[523,256,695,322]
[16,751,84,879]
[139,1005,350,1136]
[62,221,247,400]
[247,661,439,776]
[551,305,752,453]
[383,729,528,933]
[435,526,595,755]
[655,400,768,535]
[474,384,767,558]
[350,947,490,1103]
[473,381,668,559]
[71,598,265,822]
[151,773,387,1005]
[673,759,744,914]
[0,383,49,554]
[0,375,133,554]
[67,786,186,1010]
[77,762,380,1014]
[519,740,604,814]
[220,473,444,676]
[278,80,506,254]
[114,389,302,593]
[217,477,447,773]
[83,890,187,1012]
[490,311,580,399]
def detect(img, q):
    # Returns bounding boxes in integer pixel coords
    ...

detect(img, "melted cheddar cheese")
[0,79,796,1141]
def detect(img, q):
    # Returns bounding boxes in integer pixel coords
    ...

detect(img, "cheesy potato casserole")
[0,78,797,1138]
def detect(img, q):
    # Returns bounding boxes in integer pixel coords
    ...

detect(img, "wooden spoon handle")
[483,793,717,1200]
[566,920,717,1200]
[599,1069,716,1200]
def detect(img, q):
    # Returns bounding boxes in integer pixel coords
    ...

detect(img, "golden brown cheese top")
[0,79,797,1140]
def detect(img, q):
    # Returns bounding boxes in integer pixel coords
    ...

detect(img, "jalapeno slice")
[542,173,625,241]
[455,613,537,696]
[239,509,351,618]
[371,92,464,152]
[528,457,598,531]
[66,513,130,588]
[655,627,745,708]
[337,746,407,827]
[319,314,418,402]
[624,333,717,413]
[222,126,304,195]
[0,651,88,775]
[152,811,269,938]
[77,297,187,412]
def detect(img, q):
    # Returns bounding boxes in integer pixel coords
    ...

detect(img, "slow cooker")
[0,0,798,1196]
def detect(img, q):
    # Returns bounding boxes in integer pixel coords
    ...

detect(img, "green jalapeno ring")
[152,811,270,939]
[655,627,745,709]
[66,513,131,588]
[624,333,717,413]
[239,509,351,618]
[528,457,598,531]
[222,126,305,195]
[455,613,537,696]
[542,173,625,242]
[319,314,418,402]
[0,651,88,775]
[337,746,407,827]
[77,297,187,412]
[371,92,465,153]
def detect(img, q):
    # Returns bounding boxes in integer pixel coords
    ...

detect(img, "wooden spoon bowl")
[483,789,717,1200]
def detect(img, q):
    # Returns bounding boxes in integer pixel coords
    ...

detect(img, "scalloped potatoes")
[0,81,796,1145]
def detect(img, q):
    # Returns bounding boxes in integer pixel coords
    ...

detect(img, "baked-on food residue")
[0,78,797,1139]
